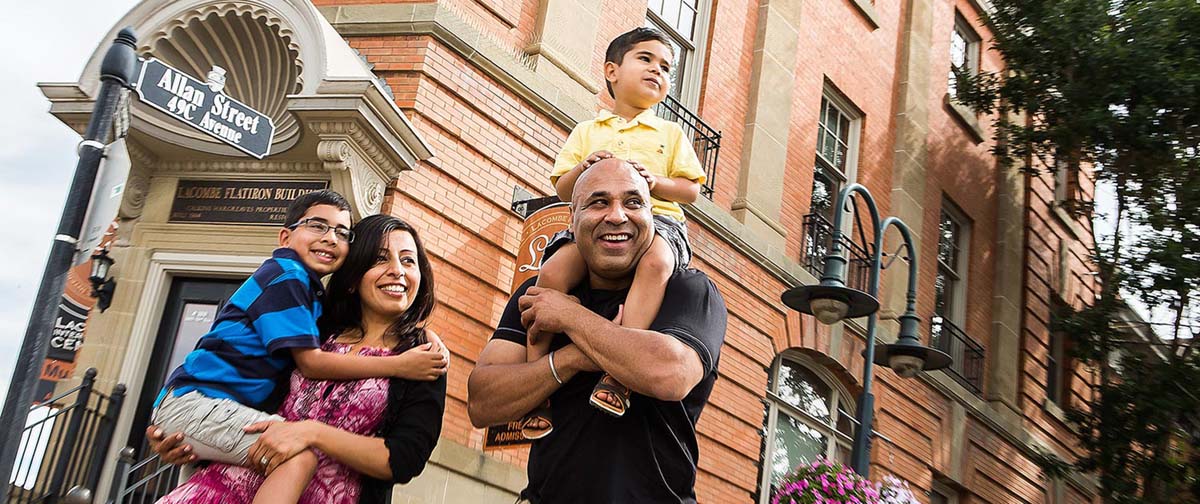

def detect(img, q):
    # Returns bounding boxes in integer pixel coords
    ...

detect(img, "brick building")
[39,0,1099,502]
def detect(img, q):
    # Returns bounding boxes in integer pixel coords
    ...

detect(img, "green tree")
[955,0,1200,502]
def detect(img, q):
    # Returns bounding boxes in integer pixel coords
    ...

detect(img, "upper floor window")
[810,92,862,224]
[758,355,854,503]
[948,12,981,98]
[646,0,709,108]
[934,203,970,325]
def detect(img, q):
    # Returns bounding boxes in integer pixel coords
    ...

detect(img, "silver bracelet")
[548,351,564,385]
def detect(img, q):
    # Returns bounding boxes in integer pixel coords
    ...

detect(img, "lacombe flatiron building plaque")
[170,179,329,225]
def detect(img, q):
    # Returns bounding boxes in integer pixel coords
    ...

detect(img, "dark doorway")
[126,277,243,455]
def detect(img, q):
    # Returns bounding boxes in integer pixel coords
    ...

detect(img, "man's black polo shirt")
[492,269,727,504]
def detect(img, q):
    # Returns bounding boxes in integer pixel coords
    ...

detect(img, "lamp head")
[871,311,952,376]
[781,254,879,324]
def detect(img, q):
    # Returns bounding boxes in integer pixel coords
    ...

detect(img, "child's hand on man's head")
[630,160,657,191]
[581,150,613,170]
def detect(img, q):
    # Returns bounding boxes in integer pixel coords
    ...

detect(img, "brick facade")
[319,0,1097,501]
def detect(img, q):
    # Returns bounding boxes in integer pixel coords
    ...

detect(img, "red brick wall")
[329,0,1096,501]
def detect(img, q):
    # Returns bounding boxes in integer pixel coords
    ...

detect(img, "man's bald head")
[568,157,655,288]
[571,158,651,208]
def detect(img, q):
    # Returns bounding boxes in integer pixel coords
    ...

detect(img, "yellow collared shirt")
[551,109,705,221]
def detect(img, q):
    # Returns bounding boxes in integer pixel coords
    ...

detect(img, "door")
[127,277,243,454]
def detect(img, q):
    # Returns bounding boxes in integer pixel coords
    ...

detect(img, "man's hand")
[630,160,658,191]
[146,426,196,465]
[519,287,584,340]
[244,420,319,475]
[577,150,613,171]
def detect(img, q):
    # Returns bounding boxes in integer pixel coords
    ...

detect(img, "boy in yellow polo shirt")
[521,27,706,438]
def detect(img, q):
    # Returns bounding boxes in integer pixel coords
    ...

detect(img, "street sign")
[134,58,275,159]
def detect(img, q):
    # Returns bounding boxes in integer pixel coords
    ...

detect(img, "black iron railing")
[800,213,872,293]
[930,316,985,395]
[6,368,125,504]
[653,94,721,199]
[108,448,181,504]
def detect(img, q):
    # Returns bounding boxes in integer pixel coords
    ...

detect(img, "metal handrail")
[929,316,986,394]
[653,94,721,199]
[6,368,126,504]
[800,213,873,292]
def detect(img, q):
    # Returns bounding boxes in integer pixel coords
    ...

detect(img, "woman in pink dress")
[151,215,448,504]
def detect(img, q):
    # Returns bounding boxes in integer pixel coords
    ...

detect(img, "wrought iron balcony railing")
[930,316,985,395]
[653,94,721,199]
[800,213,872,293]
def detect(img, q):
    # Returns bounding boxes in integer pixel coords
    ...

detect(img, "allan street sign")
[134,58,275,159]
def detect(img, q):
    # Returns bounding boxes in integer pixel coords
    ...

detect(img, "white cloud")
[0,0,140,403]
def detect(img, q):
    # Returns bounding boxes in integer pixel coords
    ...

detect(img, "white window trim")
[938,200,971,326]
[757,351,856,504]
[646,0,712,110]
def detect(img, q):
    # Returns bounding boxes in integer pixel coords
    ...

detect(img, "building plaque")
[170,179,329,225]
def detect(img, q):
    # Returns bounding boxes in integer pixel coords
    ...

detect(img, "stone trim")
[919,370,1098,497]
[846,0,881,29]
[318,3,593,130]
[685,197,816,288]
[944,93,986,143]
[523,41,601,95]
[424,439,527,494]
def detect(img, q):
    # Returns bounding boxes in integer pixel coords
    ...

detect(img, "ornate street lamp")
[781,183,951,477]
[89,248,117,312]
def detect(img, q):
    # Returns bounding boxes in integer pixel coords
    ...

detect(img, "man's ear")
[278,227,291,247]
[568,205,578,234]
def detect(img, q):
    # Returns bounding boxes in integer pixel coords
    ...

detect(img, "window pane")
[662,0,681,31]
[838,115,850,144]
[950,29,967,68]
[938,211,959,269]
[836,406,854,438]
[678,4,696,39]
[648,0,664,14]
[776,360,832,422]
[810,165,842,224]
[769,414,829,488]
[934,269,950,319]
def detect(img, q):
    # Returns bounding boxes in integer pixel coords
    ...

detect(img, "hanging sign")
[134,58,275,159]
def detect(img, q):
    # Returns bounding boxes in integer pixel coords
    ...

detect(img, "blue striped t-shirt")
[156,248,325,409]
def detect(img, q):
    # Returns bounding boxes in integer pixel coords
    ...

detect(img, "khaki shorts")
[152,390,283,465]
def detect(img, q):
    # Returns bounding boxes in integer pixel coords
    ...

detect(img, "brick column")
[730,0,803,250]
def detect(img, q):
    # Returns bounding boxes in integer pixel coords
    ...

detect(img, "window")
[758,355,855,503]
[646,0,710,108]
[934,203,969,326]
[1046,331,1068,405]
[947,12,981,98]
[810,92,862,224]
[931,481,960,504]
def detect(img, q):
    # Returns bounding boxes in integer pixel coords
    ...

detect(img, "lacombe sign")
[134,58,275,158]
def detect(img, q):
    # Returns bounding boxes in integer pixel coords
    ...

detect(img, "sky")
[0,0,141,403]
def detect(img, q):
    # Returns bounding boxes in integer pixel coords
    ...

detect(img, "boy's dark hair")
[604,27,674,98]
[283,189,351,227]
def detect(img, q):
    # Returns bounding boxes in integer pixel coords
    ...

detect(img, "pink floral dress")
[157,342,393,504]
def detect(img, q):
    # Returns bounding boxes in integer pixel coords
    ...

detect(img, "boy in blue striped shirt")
[152,190,448,504]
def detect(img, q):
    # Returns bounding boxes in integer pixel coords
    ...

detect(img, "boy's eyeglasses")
[288,218,355,243]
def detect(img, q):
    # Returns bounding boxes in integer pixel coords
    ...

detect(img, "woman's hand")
[393,343,448,381]
[244,420,320,475]
[146,426,196,465]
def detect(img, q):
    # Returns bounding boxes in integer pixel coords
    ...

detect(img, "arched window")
[758,353,855,503]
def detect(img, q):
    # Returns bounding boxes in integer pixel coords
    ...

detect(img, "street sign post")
[134,58,275,159]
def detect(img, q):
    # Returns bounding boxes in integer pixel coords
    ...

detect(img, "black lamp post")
[781,183,951,477]
[89,248,117,312]
[0,28,137,500]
